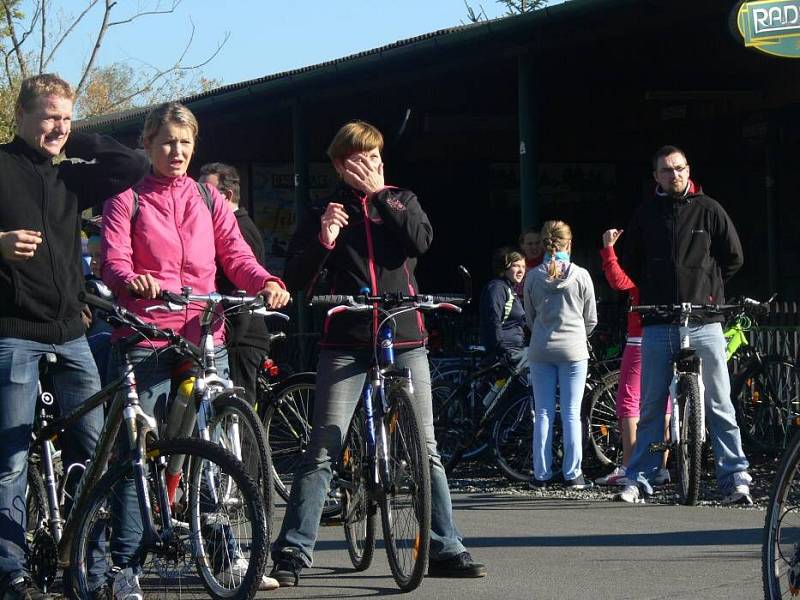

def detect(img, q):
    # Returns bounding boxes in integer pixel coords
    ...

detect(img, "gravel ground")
[447,451,783,510]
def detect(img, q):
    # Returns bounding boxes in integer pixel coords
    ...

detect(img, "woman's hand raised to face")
[342,154,385,196]
[320,202,349,246]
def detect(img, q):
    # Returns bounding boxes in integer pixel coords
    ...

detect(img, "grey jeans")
[271,346,466,566]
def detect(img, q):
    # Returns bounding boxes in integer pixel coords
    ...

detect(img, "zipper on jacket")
[38,164,65,319]
[672,201,679,305]
[361,196,380,341]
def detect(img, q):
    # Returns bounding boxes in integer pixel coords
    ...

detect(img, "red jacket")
[600,245,641,338]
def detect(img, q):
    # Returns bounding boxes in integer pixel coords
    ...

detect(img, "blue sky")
[48,1,561,89]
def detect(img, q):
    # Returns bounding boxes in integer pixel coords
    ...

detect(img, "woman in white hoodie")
[524,220,597,490]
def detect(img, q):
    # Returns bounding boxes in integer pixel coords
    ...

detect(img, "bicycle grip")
[429,294,468,305]
[79,290,117,313]
[310,295,354,306]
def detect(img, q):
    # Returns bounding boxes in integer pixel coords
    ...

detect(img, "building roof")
[74,0,645,133]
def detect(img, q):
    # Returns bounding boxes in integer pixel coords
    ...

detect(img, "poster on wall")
[251,163,337,275]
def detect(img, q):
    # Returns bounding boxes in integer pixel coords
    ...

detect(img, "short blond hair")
[326,120,384,161]
[140,102,198,147]
[15,73,75,115]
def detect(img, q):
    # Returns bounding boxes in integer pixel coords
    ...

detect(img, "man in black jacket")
[0,74,148,599]
[200,162,270,405]
[615,145,751,505]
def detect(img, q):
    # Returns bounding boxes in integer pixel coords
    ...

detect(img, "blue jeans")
[0,336,103,585]
[626,323,749,495]
[529,360,588,481]
[272,346,466,567]
[109,347,230,570]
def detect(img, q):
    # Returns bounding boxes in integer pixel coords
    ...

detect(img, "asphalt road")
[261,492,766,600]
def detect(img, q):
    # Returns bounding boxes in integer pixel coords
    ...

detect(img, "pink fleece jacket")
[101,173,284,345]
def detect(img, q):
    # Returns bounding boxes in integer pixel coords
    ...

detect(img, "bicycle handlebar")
[150,289,290,321]
[631,297,770,315]
[310,292,466,315]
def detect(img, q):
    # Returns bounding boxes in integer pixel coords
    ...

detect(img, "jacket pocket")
[684,229,711,268]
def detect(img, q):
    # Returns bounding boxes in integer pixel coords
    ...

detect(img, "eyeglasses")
[658,164,689,175]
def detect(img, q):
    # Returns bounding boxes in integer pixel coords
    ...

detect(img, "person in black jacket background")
[0,74,148,599]
[200,162,271,405]
[615,145,751,505]
[269,120,486,586]
[479,246,527,368]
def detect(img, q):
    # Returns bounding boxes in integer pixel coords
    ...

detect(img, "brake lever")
[145,301,184,313]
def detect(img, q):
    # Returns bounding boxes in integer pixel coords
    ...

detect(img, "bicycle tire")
[379,382,431,592]
[585,371,622,467]
[676,375,703,505]
[27,462,58,592]
[208,394,274,536]
[763,427,800,598]
[70,437,267,600]
[492,394,533,482]
[733,356,798,454]
[433,381,484,471]
[341,408,376,571]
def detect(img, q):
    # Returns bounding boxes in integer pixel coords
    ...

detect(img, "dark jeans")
[0,336,103,586]
[272,346,466,567]
[227,344,264,405]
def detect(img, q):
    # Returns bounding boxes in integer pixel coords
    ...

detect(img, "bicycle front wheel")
[764,427,800,598]
[733,357,798,454]
[70,438,268,600]
[492,394,533,482]
[675,376,703,505]
[380,383,431,592]
[341,408,376,571]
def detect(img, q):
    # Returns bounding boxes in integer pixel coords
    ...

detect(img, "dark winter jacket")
[284,184,432,348]
[0,133,149,343]
[622,182,743,326]
[217,207,270,351]
[479,277,526,358]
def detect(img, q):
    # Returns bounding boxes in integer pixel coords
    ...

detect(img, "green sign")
[737,0,800,57]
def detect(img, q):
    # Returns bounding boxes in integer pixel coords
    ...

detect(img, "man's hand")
[259,280,291,309]
[126,273,161,299]
[320,202,349,246]
[81,305,92,329]
[342,155,385,196]
[602,229,623,248]
[0,230,43,261]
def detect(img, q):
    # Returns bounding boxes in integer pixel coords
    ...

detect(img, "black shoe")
[427,551,487,578]
[564,475,593,490]
[269,554,305,587]
[528,478,548,490]
[2,576,50,600]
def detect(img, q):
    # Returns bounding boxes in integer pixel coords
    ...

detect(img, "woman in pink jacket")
[100,102,288,597]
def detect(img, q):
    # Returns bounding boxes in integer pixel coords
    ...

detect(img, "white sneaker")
[721,471,753,505]
[219,557,280,591]
[595,466,627,486]
[112,567,143,600]
[614,484,643,504]
[653,468,671,485]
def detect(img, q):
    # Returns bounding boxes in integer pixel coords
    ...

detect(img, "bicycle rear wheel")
[675,376,703,505]
[584,371,621,467]
[492,394,533,482]
[341,408,376,571]
[432,381,483,470]
[70,438,267,600]
[734,357,798,454]
[763,427,800,598]
[379,382,431,592]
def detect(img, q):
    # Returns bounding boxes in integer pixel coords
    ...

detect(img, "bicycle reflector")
[262,357,280,378]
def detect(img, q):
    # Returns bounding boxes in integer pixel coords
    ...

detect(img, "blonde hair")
[15,73,75,115]
[540,220,572,279]
[140,102,198,147]
[326,120,384,161]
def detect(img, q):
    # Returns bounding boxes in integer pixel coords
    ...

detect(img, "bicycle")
[310,291,466,591]
[629,301,756,506]
[763,425,800,598]
[727,296,800,454]
[28,291,268,599]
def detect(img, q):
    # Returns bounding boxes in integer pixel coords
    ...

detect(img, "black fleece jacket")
[622,184,743,325]
[0,133,149,343]
[284,184,433,348]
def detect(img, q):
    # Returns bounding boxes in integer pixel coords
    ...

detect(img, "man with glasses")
[614,145,751,505]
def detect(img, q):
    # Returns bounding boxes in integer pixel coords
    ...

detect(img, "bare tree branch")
[107,0,180,27]
[43,0,100,70]
[2,0,43,77]
[38,0,45,72]
[74,0,113,97]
